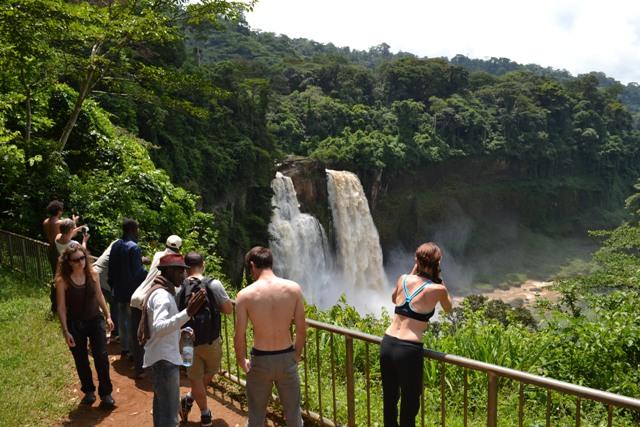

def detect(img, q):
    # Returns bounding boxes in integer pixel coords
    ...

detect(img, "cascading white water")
[267,170,391,313]
[326,169,387,293]
[268,172,333,306]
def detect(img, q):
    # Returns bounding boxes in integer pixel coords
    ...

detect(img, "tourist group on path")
[44,200,452,427]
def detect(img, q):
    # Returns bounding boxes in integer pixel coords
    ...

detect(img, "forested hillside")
[2,4,640,282]
[186,19,640,186]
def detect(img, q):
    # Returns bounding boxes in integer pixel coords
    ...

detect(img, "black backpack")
[177,277,220,346]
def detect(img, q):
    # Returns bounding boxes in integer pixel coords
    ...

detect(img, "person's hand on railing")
[239,358,251,373]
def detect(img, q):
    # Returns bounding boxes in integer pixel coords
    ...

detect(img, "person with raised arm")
[139,253,206,427]
[129,234,183,378]
[380,242,453,427]
[43,200,65,274]
[234,246,306,427]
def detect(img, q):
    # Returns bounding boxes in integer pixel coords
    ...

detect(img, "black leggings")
[68,316,112,397]
[380,334,424,427]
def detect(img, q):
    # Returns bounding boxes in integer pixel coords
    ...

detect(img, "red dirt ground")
[56,341,258,427]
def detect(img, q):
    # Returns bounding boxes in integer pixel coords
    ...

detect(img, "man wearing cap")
[130,235,182,377]
[139,253,206,427]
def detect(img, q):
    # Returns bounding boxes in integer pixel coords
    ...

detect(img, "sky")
[246,0,640,84]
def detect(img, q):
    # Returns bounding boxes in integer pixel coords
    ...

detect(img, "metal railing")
[3,230,640,426]
[0,230,53,283]
[216,315,640,427]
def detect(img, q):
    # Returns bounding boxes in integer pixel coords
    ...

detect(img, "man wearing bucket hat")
[130,235,183,377]
[138,253,206,427]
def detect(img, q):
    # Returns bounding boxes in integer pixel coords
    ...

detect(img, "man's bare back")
[234,258,306,373]
[42,217,59,244]
[239,275,303,351]
[234,247,306,426]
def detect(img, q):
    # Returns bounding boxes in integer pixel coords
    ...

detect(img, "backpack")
[177,277,220,346]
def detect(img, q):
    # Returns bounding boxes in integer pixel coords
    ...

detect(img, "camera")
[80,225,90,234]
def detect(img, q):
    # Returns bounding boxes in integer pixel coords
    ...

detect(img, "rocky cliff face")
[277,156,333,244]
[374,158,621,248]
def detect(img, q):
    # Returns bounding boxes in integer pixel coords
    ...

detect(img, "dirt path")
[58,341,251,427]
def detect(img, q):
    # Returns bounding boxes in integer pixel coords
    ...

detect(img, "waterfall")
[267,170,390,313]
[268,172,333,305]
[326,169,387,293]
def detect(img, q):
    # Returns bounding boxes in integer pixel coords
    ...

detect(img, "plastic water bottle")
[182,327,194,367]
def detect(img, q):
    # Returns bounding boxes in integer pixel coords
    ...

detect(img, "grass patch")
[0,268,76,427]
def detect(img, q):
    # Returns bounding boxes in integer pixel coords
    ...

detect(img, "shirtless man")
[42,200,66,274]
[234,246,306,427]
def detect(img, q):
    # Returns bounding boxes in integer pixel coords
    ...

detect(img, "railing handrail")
[3,229,640,424]
[306,318,640,411]
[0,229,51,246]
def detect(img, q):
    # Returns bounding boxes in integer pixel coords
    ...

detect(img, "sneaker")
[200,409,212,426]
[80,392,96,405]
[99,394,116,409]
[178,395,193,422]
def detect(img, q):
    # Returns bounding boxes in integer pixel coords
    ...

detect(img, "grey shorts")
[246,349,303,427]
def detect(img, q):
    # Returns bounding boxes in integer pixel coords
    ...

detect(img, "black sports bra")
[394,275,435,322]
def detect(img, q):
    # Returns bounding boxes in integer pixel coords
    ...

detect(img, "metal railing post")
[35,244,43,282]
[8,232,14,269]
[440,361,446,426]
[487,372,498,427]
[21,239,28,276]
[0,232,4,266]
[345,335,356,427]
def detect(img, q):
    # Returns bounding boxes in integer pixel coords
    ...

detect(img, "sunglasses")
[70,255,86,264]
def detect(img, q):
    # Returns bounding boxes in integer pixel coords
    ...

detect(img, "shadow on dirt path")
[57,341,251,426]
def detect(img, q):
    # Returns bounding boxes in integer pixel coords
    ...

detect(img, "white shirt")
[142,288,189,368]
[130,248,177,309]
[92,240,117,292]
[55,239,72,255]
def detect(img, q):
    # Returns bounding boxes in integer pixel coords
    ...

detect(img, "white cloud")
[247,0,640,83]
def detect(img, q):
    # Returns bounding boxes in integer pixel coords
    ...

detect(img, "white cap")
[165,235,182,250]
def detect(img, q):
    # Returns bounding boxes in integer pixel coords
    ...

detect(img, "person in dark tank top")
[55,243,116,408]
[380,242,453,427]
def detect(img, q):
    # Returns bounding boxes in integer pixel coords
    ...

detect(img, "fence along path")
[2,230,640,426]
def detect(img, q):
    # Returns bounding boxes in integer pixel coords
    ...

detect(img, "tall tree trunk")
[58,42,101,152]
[58,69,94,152]
[24,88,32,174]
[19,66,32,173]
[25,89,31,145]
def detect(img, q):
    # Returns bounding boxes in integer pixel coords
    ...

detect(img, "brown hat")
[157,253,188,270]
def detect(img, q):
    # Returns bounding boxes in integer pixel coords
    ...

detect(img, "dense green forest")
[185,19,640,187]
